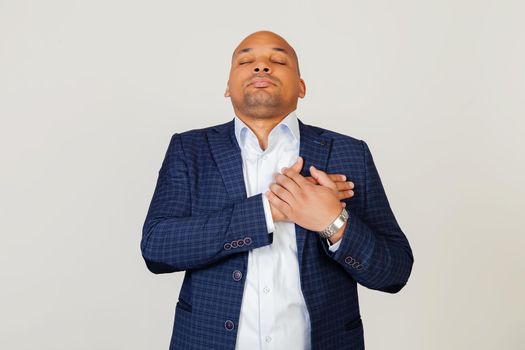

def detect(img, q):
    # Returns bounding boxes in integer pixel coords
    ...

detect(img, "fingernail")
[341,175,346,181]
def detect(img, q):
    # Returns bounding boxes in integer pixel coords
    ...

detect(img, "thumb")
[310,165,336,189]
[290,156,303,173]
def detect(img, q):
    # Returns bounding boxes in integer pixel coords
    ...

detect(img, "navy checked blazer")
[141,117,414,350]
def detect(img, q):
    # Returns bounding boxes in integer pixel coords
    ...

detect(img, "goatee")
[245,89,281,106]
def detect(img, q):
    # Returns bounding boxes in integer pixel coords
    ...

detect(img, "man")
[141,30,413,350]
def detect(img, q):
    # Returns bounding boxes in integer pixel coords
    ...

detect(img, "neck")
[234,108,294,151]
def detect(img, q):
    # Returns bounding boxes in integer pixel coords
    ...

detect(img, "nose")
[254,64,270,74]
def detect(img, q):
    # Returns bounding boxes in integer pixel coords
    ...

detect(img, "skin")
[224,31,353,243]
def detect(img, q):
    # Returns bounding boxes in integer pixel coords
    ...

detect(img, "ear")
[224,83,230,97]
[298,78,306,99]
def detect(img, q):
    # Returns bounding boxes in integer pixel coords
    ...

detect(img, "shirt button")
[262,155,268,160]
[265,336,272,343]
[263,286,270,294]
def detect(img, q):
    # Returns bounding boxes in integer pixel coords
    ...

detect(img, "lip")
[248,77,276,88]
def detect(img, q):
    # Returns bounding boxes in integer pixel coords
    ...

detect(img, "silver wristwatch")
[317,208,349,239]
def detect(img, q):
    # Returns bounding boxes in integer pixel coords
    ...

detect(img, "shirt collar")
[234,110,300,148]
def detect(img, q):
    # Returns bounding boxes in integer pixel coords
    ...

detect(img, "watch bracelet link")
[317,208,349,239]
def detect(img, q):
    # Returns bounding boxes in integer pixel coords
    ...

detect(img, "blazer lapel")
[207,119,247,201]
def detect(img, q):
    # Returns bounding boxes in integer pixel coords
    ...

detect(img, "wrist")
[317,208,349,239]
[328,221,347,244]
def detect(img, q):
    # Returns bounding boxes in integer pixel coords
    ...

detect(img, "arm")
[140,133,272,274]
[321,140,414,293]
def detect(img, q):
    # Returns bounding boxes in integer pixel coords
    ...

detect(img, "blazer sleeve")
[321,140,414,293]
[140,133,273,274]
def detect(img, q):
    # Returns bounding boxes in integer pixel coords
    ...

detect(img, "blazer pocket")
[344,316,362,331]
[176,298,192,313]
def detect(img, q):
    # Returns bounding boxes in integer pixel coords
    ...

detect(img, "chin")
[244,92,281,108]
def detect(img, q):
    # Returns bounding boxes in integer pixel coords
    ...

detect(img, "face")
[225,32,306,119]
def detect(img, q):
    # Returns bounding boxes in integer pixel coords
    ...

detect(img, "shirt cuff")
[262,194,275,234]
[327,237,342,252]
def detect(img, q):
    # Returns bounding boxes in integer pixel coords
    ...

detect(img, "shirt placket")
[257,138,275,349]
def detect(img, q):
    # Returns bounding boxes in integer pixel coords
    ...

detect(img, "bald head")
[231,30,301,77]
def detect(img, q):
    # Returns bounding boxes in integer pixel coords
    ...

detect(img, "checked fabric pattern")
[141,117,414,350]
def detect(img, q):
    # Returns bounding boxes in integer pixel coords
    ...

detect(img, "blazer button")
[352,261,360,269]
[345,256,354,265]
[237,239,245,247]
[224,243,232,250]
[244,237,252,246]
[232,270,242,281]
[231,240,238,248]
[224,320,235,331]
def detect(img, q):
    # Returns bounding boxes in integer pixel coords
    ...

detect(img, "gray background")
[1,0,524,349]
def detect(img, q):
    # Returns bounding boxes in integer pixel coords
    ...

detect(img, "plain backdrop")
[1,1,524,349]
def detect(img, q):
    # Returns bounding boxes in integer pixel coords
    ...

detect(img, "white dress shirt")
[233,110,341,350]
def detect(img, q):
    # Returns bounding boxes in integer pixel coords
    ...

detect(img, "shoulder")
[301,120,365,150]
[168,119,232,145]
[165,119,233,159]
[177,119,230,138]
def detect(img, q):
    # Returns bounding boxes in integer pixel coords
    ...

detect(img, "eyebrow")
[235,47,289,56]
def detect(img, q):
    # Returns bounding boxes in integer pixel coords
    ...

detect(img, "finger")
[289,156,304,174]
[269,183,296,206]
[338,189,355,200]
[281,156,304,178]
[328,174,347,182]
[304,176,317,184]
[266,190,292,217]
[336,181,355,191]
[310,165,337,190]
[274,173,302,198]
[281,167,311,188]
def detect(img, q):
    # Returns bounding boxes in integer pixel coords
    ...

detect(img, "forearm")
[141,193,272,273]
[323,210,413,293]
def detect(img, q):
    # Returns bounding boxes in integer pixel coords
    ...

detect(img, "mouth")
[247,77,276,88]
